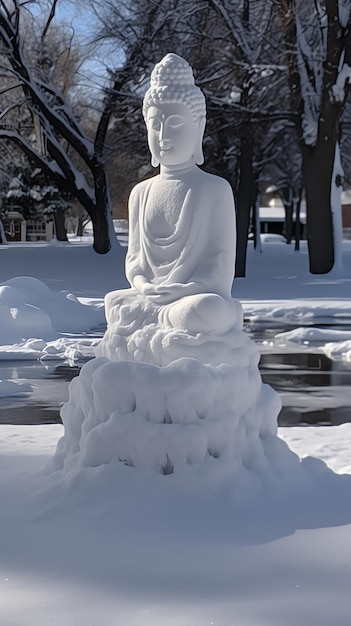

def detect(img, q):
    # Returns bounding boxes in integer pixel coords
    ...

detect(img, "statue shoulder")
[198,171,234,201]
[129,177,155,205]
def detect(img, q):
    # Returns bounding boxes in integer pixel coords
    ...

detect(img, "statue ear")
[194,117,206,165]
[151,154,159,168]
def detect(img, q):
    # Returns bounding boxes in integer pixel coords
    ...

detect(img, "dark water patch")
[1,325,351,426]
[245,318,351,334]
[260,351,351,388]
[0,403,62,425]
[278,406,351,427]
[260,350,351,426]
[44,363,81,382]
[0,360,81,425]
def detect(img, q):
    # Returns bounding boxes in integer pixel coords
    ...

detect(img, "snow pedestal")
[54,296,282,479]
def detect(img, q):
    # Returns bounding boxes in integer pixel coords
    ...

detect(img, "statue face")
[146,103,202,168]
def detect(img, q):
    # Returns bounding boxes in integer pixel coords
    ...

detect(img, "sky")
[29,0,122,88]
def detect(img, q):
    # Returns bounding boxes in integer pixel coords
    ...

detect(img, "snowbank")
[324,340,351,360]
[243,300,351,326]
[275,326,351,345]
[0,276,104,359]
[0,379,32,397]
[273,326,351,361]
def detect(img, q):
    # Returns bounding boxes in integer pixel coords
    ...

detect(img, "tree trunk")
[252,189,261,251]
[91,211,111,254]
[92,169,115,254]
[303,154,334,273]
[277,0,349,273]
[294,192,302,251]
[330,141,344,271]
[0,218,6,244]
[302,116,336,273]
[76,216,85,237]
[53,212,68,242]
[279,186,293,244]
[235,136,254,278]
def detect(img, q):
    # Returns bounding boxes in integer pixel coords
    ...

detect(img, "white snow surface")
[0,275,104,347]
[0,241,125,361]
[0,423,351,626]
[0,238,351,624]
[2,238,351,353]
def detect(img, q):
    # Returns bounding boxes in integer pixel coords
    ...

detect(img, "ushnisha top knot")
[143,53,206,124]
[150,53,195,87]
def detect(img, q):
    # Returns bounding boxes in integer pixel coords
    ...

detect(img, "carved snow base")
[53,354,282,477]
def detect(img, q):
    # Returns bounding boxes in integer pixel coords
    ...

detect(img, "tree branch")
[42,0,59,41]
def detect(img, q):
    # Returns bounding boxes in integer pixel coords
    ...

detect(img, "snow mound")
[275,326,351,345]
[244,301,351,326]
[0,337,100,362]
[259,233,287,244]
[0,379,32,398]
[324,340,351,360]
[0,276,104,346]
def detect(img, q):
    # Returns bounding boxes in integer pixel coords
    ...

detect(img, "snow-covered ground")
[0,236,351,625]
[2,236,351,360]
[0,239,125,361]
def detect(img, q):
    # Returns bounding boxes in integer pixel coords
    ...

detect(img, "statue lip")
[159,140,172,151]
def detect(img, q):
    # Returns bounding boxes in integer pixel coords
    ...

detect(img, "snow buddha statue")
[96,53,243,366]
[55,54,282,477]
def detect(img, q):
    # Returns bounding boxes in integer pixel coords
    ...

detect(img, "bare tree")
[340,91,351,184]
[90,0,293,275]
[257,120,303,247]
[0,0,117,253]
[277,0,351,273]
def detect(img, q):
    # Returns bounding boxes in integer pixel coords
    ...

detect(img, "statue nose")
[159,121,172,143]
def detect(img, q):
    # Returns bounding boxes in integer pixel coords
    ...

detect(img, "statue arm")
[190,178,236,297]
[125,182,151,291]
[142,280,199,304]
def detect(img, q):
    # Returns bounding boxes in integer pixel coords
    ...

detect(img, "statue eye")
[166,115,185,129]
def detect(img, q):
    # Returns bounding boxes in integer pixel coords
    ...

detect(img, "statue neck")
[160,162,198,179]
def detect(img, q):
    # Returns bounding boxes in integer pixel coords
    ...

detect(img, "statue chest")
[144,179,190,239]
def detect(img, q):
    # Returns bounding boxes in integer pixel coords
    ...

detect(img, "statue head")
[143,53,206,168]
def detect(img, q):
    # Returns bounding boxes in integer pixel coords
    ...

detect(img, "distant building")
[259,198,307,239]
[259,191,351,240]
[0,211,53,242]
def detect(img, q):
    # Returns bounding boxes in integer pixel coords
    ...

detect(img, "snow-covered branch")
[0,0,115,254]
[0,128,64,177]
[331,61,351,103]
[295,13,322,145]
